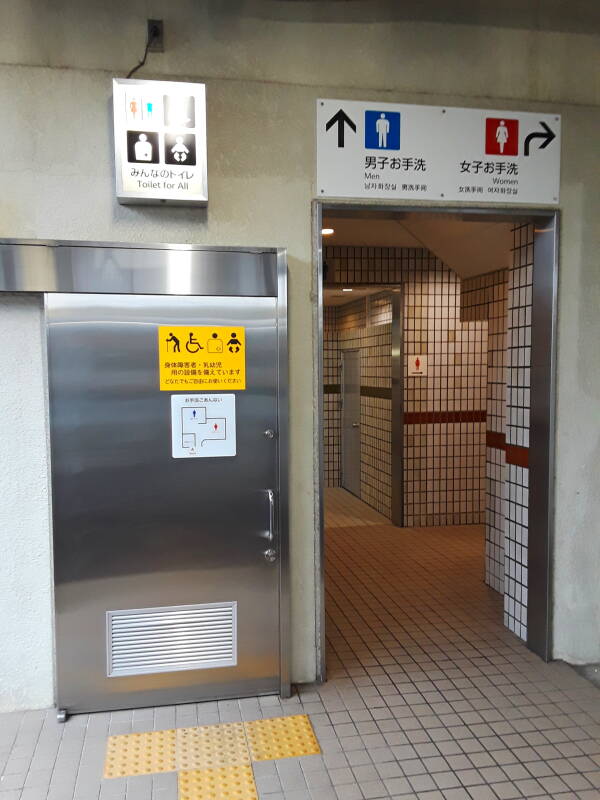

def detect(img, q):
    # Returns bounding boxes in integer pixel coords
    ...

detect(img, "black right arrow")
[325,109,357,148]
[524,121,556,156]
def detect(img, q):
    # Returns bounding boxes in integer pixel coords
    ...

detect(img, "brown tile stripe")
[404,410,486,424]
[506,444,529,468]
[360,386,392,400]
[486,430,529,468]
[486,431,506,450]
[321,392,529,466]
[323,385,392,399]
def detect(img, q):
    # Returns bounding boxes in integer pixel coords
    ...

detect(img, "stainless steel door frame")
[0,240,290,710]
[391,290,405,527]
[0,240,280,297]
[341,349,361,497]
[275,249,290,697]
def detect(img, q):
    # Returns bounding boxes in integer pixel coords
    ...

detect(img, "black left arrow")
[524,121,556,156]
[326,109,357,148]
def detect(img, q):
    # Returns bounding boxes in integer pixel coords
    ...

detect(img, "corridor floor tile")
[2,490,599,800]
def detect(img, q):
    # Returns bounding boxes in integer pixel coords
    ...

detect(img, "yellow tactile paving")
[103,714,321,797]
[243,714,320,761]
[176,723,250,769]
[104,729,177,778]
[178,765,258,800]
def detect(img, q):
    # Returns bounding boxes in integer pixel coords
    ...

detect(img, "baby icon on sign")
[164,133,197,166]
[170,136,190,163]
[227,333,242,354]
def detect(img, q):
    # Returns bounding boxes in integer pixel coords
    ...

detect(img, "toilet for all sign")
[113,78,208,205]
[317,100,561,205]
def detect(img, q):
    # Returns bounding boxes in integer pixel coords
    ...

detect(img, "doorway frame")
[313,201,559,681]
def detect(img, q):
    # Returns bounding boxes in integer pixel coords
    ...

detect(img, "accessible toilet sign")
[113,78,208,205]
[317,99,561,205]
[158,326,246,391]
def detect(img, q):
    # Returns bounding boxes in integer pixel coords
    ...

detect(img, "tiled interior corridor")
[1,489,599,800]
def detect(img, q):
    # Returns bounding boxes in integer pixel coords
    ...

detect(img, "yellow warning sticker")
[158,326,246,391]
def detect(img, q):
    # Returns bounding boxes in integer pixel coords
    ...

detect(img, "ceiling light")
[342,288,353,292]
[321,228,335,236]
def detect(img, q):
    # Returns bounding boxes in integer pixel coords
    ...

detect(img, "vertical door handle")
[266,489,275,542]
[264,489,278,564]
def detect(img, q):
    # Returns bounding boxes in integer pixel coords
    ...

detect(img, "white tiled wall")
[324,246,488,527]
[403,265,487,527]
[459,223,534,642]
[323,296,392,516]
[504,222,534,641]
[486,445,507,592]
[323,306,340,488]
[461,269,508,594]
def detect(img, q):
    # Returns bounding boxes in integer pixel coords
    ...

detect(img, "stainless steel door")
[47,291,282,713]
[341,350,361,497]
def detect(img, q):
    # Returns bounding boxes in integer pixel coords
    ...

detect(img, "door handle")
[352,423,359,428]
[266,489,275,543]
[264,489,278,564]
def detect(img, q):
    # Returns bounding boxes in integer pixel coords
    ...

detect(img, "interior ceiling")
[323,211,516,279]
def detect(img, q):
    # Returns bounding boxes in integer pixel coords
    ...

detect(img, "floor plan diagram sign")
[171,394,237,458]
[158,326,246,391]
[317,99,561,205]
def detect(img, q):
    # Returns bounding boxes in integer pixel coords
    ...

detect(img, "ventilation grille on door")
[107,602,237,677]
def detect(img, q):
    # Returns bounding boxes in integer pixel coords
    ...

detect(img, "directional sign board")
[113,78,208,205]
[317,100,561,205]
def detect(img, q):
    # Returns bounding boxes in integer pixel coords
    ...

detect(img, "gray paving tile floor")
[1,492,599,800]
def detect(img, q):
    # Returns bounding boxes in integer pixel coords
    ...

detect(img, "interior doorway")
[341,349,361,496]
[314,204,558,683]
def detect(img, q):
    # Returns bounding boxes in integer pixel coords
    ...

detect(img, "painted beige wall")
[0,0,598,709]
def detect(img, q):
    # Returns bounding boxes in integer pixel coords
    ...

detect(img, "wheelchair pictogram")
[185,332,204,353]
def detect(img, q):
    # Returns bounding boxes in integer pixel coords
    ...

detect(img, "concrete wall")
[0,295,54,710]
[0,0,598,708]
